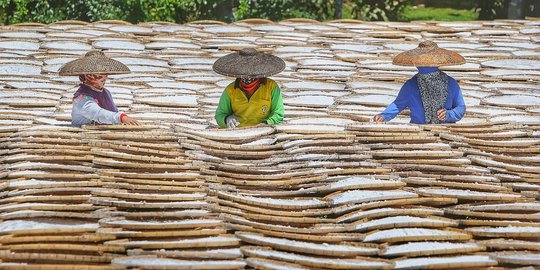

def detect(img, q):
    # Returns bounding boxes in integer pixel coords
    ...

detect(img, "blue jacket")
[380,67,466,124]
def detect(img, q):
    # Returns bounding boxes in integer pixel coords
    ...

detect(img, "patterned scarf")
[240,78,261,95]
[416,70,448,124]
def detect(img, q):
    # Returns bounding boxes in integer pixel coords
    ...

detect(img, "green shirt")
[215,81,285,128]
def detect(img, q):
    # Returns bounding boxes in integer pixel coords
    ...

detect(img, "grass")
[399,6,478,21]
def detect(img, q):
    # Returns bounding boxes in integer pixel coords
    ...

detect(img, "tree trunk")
[334,0,343,19]
[507,0,524,19]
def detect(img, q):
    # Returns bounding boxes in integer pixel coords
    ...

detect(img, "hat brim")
[59,56,130,76]
[393,47,465,67]
[213,51,285,78]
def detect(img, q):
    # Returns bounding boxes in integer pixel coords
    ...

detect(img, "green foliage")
[399,6,478,21]
[0,0,127,24]
[476,0,507,20]
[0,0,505,25]
[351,0,411,21]
[233,0,334,21]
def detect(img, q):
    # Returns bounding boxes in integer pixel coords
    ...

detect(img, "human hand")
[372,114,384,122]
[121,115,140,126]
[226,115,240,128]
[437,109,447,121]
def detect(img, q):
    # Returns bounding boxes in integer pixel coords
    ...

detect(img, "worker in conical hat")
[373,41,466,124]
[213,48,285,128]
[59,50,140,127]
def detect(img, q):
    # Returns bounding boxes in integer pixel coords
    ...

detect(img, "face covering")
[416,70,449,124]
[239,78,260,95]
[79,74,108,90]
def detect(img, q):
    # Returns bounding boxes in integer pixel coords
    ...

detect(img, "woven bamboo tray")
[0,263,124,270]
[82,124,161,131]
[7,243,124,253]
[208,196,332,217]
[246,257,310,270]
[90,148,189,164]
[180,137,283,151]
[467,226,540,238]
[447,209,540,221]
[216,191,329,210]
[455,202,540,212]
[101,182,203,193]
[106,228,226,239]
[227,223,364,243]
[93,157,196,170]
[0,250,118,263]
[179,126,275,142]
[380,241,484,258]
[221,214,349,234]
[491,252,540,266]
[0,220,98,236]
[416,188,522,201]
[0,233,114,244]
[212,203,333,224]
[112,255,246,269]
[458,219,540,227]
[408,173,500,184]
[440,133,540,147]
[353,215,458,232]
[1,210,99,220]
[394,255,497,269]
[403,178,509,192]
[98,217,222,230]
[338,206,444,224]
[152,248,242,260]
[98,170,199,180]
[328,189,418,206]
[0,195,90,204]
[382,158,471,166]
[347,123,421,132]
[7,142,91,151]
[99,175,202,186]
[86,132,177,141]
[240,246,393,269]
[236,231,378,257]
[479,239,540,251]
[199,147,283,159]
[108,235,240,249]
[370,150,463,158]
[363,228,471,243]
[91,189,205,201]
[5,179,102,189]
[469,155,540,174]
[203,168,319,180]
[89,197,207,209]
[89,139,181,151]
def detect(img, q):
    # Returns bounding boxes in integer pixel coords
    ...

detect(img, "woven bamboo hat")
[393,41,465,67]
[212,48,285,78]
[59,50,130,75]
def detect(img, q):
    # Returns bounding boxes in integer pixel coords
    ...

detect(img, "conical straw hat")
[59,50,130,75]
[393,41,465,67]
[213,48,285,78]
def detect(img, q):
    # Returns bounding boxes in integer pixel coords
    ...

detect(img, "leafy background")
[0,0,530,25]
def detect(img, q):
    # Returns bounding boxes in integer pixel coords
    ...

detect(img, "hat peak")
[419,41,437,48]
[85,50,106,57]
[239,48,257,56]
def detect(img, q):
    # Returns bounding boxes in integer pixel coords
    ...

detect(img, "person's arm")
[77,96,122,124]
[379,81,410,121]
[265,85,285,125]
[215,90,233,128]
[444,78,466,122]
